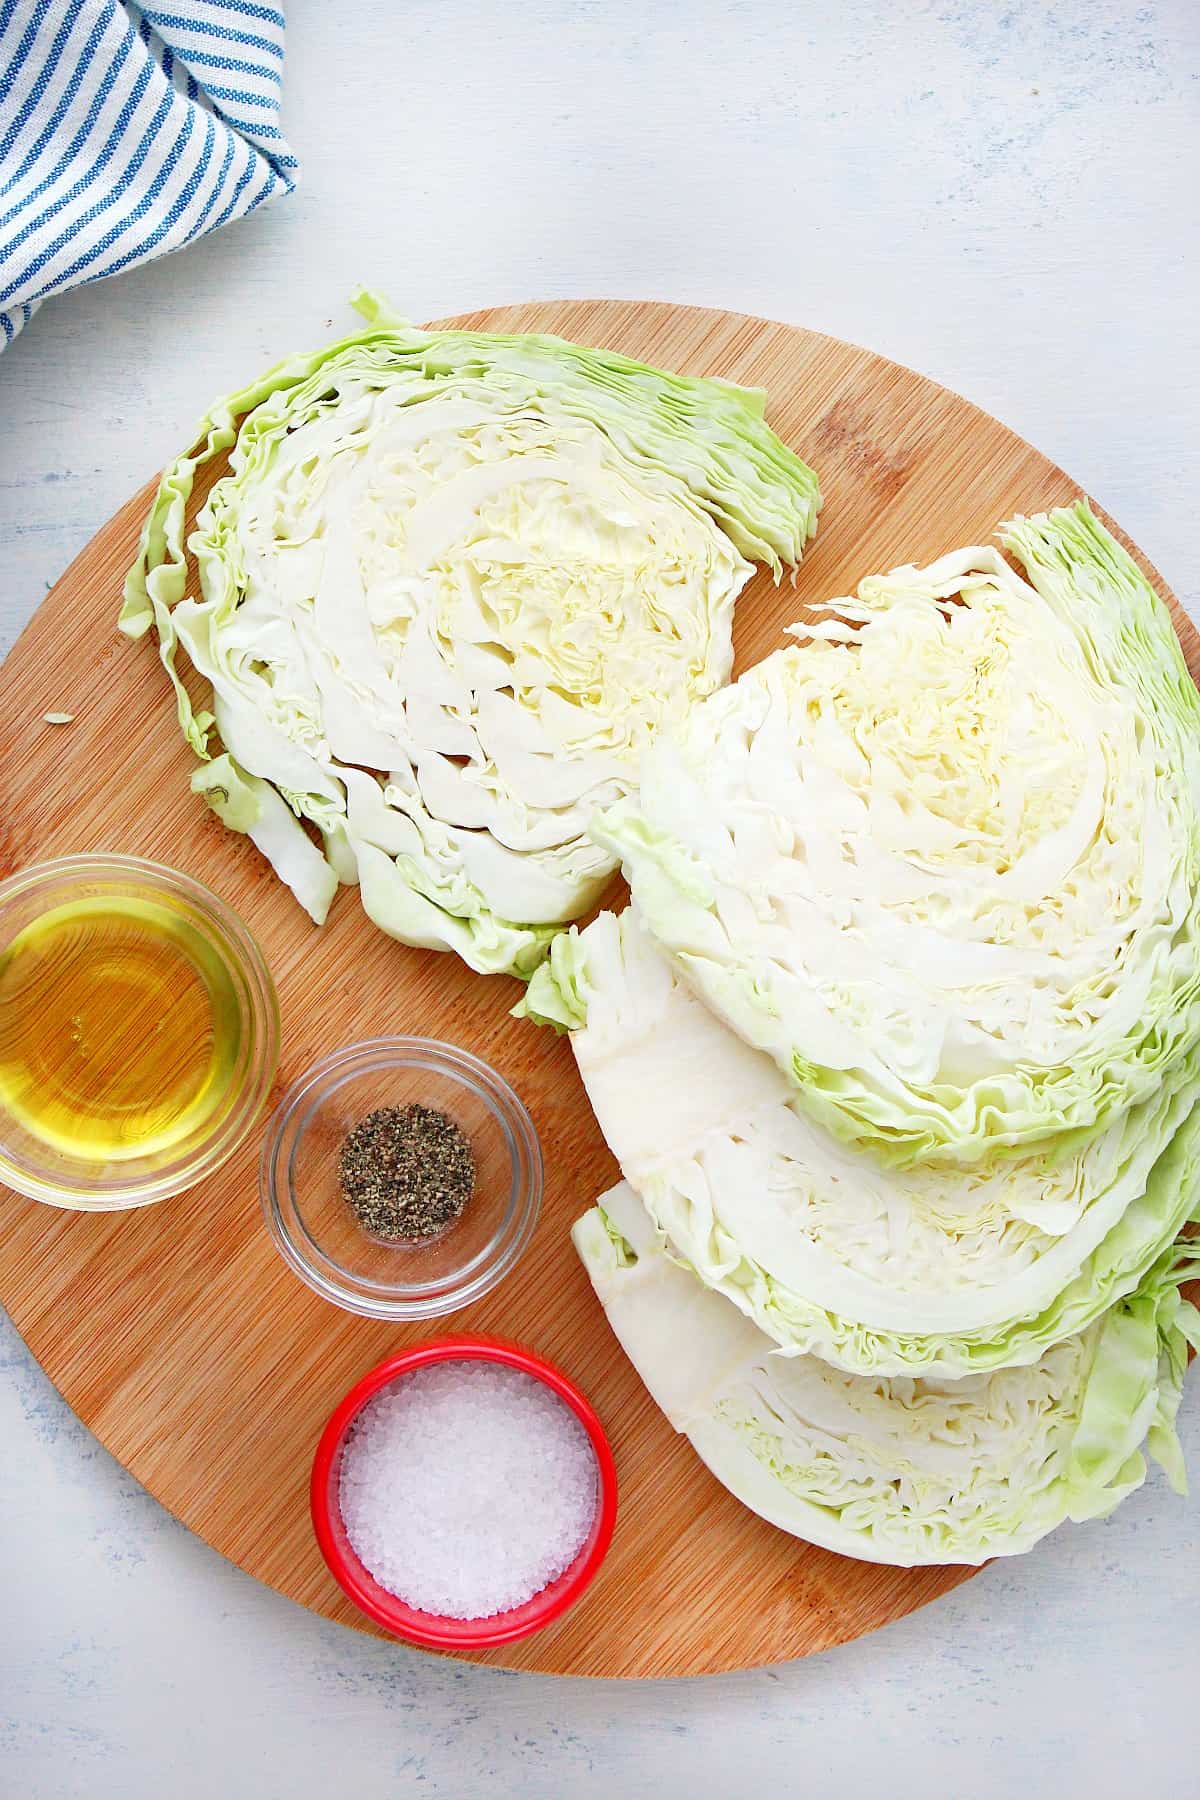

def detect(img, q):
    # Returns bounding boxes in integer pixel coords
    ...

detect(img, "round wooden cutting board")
[0,302,1193,1679]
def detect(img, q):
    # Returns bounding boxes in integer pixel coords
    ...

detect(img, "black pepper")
[339,1104,475,1241]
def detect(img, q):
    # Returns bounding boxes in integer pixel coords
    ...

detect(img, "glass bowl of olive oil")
[0,855,279,1210]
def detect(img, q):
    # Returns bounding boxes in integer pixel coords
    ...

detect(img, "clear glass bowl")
[260,1039,543,1319]
[0,855,280,1211]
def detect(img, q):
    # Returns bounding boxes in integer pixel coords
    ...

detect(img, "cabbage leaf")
[121,292,820,974]
[574,1181,1200,1565]
[594,503,1200,1158]
[524,908,1200,1374]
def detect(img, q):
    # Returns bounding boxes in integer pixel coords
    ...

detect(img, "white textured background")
[1,3,1197,1796]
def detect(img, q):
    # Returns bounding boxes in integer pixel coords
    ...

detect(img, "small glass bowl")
[260,1039,543,1319]
[0,855,279,1212]
[311,1336,618,1649]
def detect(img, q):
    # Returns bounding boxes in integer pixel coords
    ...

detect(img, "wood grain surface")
[0,301,1193,1680]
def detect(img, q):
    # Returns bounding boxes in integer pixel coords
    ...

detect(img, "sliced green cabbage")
[594,503,1200,1158]
[523,908,1200,1374]
[120,292,820,976]
[575,1181,1200,1565]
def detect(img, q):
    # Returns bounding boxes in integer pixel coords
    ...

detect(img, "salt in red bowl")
[311,1334,618,1649]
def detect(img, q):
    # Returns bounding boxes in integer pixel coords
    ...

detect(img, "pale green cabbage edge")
[523,912,1200,1376]
[118,289,821,978]
[574,1181,1200,1564]
[591,503,1200,1162]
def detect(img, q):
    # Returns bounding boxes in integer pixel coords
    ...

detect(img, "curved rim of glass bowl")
[0,853,280,1210]
[259,1037,544,1319]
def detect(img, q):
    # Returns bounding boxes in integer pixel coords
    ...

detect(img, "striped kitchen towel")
[0,0,298,349]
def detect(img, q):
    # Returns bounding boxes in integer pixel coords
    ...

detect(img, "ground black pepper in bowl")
[338,1104,476,1242]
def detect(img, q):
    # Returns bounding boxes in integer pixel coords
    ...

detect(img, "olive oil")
[0,896,241,1162]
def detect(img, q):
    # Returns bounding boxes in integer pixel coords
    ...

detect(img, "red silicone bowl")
[310,1335,618,1650]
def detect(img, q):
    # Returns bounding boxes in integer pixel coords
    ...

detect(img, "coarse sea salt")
[338,1361,599,1620]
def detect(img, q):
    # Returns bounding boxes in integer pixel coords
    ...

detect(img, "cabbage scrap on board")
[120,291,821,976]
[594,503,1200,1159]
[523,908,1200,1376]
[575,1182,1200,1566]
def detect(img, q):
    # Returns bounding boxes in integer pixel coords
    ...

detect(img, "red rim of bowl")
[310,1335,618,1649]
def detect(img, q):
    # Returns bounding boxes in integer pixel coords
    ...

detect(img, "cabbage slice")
[595,503,1200,1159]
[120,294,819,975]
[523,908,1200,1374]
[574,1181,1200,1566]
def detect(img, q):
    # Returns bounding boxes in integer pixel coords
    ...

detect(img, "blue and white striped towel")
[0,0,297,349]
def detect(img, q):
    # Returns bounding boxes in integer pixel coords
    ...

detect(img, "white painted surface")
[1,2,1197,1795]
